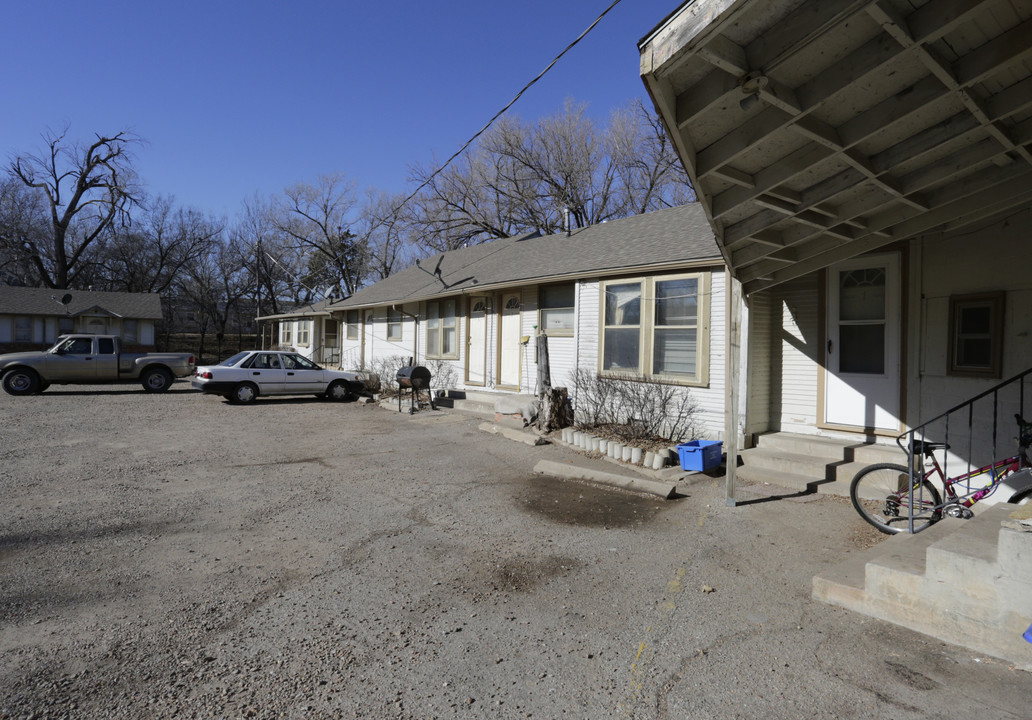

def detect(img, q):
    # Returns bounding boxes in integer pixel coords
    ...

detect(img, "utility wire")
[267,0,625,307]
[392,0,625,218]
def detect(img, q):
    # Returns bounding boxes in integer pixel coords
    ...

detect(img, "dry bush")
[570,369,700,445]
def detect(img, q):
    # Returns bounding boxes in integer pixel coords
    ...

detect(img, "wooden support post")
[726,272,743,507]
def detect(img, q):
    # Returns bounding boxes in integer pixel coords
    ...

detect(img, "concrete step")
[753,432,901,465]
[814,505,1032,670]
[736,464,849,497]
[739,447,876,484]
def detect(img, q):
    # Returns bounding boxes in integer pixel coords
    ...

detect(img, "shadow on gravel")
[0,518,180,554]
[517,475,674,528]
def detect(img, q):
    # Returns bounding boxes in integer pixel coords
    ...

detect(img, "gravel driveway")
[2,383,1030,719]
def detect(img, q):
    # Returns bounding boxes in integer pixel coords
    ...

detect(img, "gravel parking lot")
[2,382,1030,719]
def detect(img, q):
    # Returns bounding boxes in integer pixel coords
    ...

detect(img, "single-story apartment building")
[0,287,164,352]
[255,298,341,367]
[326,203,731,438]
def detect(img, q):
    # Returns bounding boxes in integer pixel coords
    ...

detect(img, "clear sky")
[1,0,681,220]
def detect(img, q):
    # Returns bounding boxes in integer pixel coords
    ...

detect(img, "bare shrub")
[570,369,700,445]
[368,355,410,396]
[424,358,458,392]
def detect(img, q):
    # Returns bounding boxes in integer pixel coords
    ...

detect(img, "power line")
[392,0,626,218]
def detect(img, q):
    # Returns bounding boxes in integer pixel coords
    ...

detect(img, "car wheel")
[229,382,258,404]
[325,380,353,402]
[2,368,41,396]
[141,367,174,393]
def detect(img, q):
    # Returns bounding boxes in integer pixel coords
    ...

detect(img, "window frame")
[426,299,459,360]
[948,291,1005,378]
[538,283,575,337]
[123,319,138,344]
[387,308,403,342]
[296,319,311,347]
[282,321,293,346]
[346,310,360,340]
[598,271,710,387]
[14,316,32,343]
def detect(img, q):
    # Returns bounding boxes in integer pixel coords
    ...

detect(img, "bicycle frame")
[925,452,1024,508]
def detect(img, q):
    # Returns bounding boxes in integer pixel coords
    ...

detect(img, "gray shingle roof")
[334,204,719,310]
[0,287,163,319]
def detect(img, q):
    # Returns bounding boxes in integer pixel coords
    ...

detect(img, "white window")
[346,310,360,340]
[426,299,458,359]
[14,316,31,342]
[123,320,138,344]
[539,284,574,336]
[387,308,403,341]
[297,320,311,347]
[282,322,293,345]
[599,272,709,385]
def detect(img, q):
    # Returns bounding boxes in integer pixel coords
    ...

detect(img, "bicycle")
[850,414,1032,534]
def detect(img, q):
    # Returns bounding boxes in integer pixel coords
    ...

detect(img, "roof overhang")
[640,0,1032,295]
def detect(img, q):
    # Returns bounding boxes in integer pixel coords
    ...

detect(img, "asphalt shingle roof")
[0,287,163,319]
[335,204,718,310]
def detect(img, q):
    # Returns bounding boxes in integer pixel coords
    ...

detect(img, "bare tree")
[234,194,295,317]
[359,190,415,281]
[180,236,251,361]
[0,176,49,285]
[98,196,222,293]
[272,174,367,299]
[6,129,141,288]
[407,100,694,254]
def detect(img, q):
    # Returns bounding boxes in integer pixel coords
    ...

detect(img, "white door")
[824,253,901,431]
[498,293,522,389]
[466,296,488,386]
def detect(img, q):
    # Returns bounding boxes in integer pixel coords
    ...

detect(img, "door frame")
[495,290,523,391]
[465,295,489,386]
[817,249,907,435]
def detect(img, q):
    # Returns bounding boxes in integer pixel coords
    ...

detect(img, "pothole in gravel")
[517,475,668,528]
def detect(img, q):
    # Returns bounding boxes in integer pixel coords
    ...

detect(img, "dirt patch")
[516,475,669,528]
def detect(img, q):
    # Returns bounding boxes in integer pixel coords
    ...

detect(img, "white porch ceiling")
[640,0,1032,295]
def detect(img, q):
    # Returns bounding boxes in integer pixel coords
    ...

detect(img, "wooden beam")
[954,16,1032,86]
[697,106,795,179]
[699,34,749,75]
[675,71,739,129]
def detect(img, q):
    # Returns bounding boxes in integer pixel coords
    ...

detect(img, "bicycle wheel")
[850,463,942,534]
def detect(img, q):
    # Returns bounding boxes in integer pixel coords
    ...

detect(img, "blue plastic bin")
[677,440,724,471]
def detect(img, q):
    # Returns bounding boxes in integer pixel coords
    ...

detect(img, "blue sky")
[2,1,681,219]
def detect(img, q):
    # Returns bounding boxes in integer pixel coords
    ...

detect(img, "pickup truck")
[0,335,196,396]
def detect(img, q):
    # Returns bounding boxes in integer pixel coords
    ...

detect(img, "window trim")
[538,283,575,337]
[426,299,459,360]
[282,321,293,346]
[14,316,32,343]
[948,291,1005,378]
[598,271,710,387]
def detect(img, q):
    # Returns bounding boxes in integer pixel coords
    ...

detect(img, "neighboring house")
[0,287,164,352]
[330,204,731,437]
[255,298,342,367]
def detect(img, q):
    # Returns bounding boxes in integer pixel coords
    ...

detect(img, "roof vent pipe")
[563,207,570,236]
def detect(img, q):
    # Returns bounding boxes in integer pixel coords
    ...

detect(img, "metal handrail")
[897,367,1032,532]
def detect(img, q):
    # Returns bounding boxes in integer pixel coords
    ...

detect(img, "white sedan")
[192,351,365,404]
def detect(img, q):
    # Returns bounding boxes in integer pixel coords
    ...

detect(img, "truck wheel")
[229,382,258,404]
[325,380,353,402]
[141,367,174,393]
[2,368,41,396]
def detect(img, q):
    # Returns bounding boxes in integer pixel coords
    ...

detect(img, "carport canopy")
[640,0,1032,296]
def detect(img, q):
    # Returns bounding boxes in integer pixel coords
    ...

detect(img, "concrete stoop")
[738,432,902,498]
[434,389,541,421]
[813,504,1032,670]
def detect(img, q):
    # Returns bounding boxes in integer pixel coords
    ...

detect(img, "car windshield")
[282,354,320,370]
[219,352,251,367]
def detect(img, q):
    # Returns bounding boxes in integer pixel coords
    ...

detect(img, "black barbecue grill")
[396,365,434,413]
